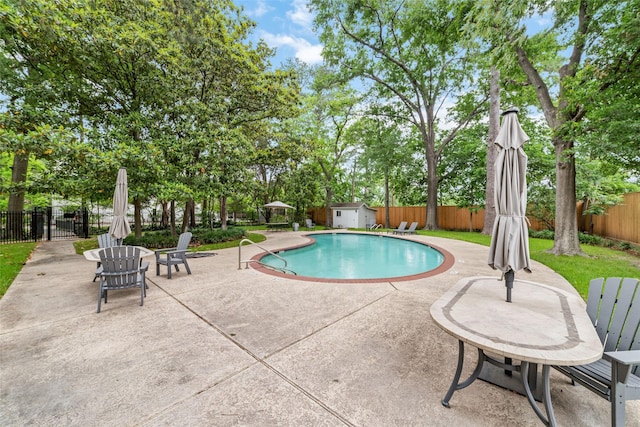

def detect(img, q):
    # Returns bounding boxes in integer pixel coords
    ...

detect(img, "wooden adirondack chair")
[155,232,192,279]
[97,246,148,313]
[554,277,640,427]
[93,233,120,282]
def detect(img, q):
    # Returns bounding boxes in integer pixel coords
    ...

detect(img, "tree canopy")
[1,0,637,250]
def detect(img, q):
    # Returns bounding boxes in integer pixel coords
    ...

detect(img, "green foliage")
[192,227,246,245]
[122,227,246,249]
[529,229,554,240]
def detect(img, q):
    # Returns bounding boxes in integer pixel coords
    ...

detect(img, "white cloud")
[243,0,271,18]
[261,32,323,64]
[287,0,314,28]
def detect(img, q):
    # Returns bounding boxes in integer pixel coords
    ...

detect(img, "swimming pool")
[254,232,454,283]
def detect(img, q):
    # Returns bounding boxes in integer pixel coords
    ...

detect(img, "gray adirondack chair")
[305,219,316,230]
[97,246,148,313]
[93,233,120,282]
[155,232,192,279]
[554,277,640,427]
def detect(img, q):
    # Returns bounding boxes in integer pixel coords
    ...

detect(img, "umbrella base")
[479,358,543,402]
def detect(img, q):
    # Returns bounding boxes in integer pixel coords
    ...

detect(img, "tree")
[0,2,76,227]
[311,0,488,229]
[302,67,360,227]
[345,110,407,228]
[472,0,639,255]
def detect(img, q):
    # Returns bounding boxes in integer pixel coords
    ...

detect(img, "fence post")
[82,208,89,238]
[31,209,44,242]
[46,206,52,241]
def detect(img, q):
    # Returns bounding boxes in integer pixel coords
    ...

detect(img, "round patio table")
[430,276,603,427]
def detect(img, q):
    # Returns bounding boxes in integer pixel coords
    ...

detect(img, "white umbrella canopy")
[263,201,294,209]
[487,108,532,302]
[263,201,294,223]
[108,168,131,243]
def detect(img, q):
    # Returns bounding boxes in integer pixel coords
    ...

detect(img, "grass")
[2,230,638,301]
[413,230,640,299]
[0,242,37,298]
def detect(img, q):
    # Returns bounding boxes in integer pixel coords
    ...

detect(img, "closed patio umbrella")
[487,107,531,302]
[108,168,131,245]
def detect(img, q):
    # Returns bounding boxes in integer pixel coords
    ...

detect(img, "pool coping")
[249,231,456,283]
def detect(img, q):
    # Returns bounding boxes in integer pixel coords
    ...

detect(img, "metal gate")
[0,207,88,244]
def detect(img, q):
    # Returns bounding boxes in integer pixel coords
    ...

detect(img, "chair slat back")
[587,277,640,355]
[176,232,192,251]
[99,246,140,289]
[618,278,640,351]
[98,233,118,248]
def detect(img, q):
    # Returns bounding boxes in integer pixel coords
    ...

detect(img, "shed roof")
[330,202,377,211]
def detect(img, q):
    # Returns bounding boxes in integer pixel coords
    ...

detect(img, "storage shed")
[331,203,377,229]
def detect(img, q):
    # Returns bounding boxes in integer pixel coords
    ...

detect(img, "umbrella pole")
[505,269,514,303]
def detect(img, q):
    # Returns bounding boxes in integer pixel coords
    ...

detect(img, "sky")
[235,0,324,67]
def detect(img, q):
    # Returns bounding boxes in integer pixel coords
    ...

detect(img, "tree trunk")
[325,186,333,227]
[170,200,176,236]
[6,154,29,239]
[220,195,228,230]
[425,153,439,230]
[384,167,390,228]
[7,154,28,212]
[551,136,581,255]
[160,201,169,228]
[182,198,195,232]
[482,66,500,234]
[134,197,142,239]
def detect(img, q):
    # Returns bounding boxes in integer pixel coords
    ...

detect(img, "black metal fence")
[0,207,88,244]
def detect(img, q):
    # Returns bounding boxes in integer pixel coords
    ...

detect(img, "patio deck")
[1,231,637,426]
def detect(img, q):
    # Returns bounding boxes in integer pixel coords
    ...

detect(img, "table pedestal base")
[442,340,556,427]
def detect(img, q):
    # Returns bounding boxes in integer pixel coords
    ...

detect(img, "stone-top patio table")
[83,246,155,262]
[430,276,603,427]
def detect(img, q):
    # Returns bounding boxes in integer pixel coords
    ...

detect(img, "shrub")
[122,227,247,249]
[529,229,554,240]
[123,230,177,248]
[195,227,245,244]
[578,233,603,246]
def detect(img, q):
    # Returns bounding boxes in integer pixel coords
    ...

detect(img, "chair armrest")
[155,247,178,255]
[139,261,150,272]
[603,350,640,384]
[160,249,188,256]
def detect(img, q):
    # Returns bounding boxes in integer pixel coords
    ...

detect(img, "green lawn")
[2,231,638,301]
[0,242,37,298]
[415,230,640,299]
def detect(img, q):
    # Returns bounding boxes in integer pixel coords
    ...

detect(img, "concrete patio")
[1,231,637,426]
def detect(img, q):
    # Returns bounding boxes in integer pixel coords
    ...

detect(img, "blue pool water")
[260,233,445,280]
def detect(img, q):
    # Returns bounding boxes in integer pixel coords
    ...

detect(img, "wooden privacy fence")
[579,192,639,244]
[307,192,640,244]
